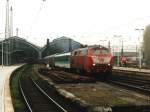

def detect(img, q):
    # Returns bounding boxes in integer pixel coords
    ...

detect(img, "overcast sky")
[0,0,150,46]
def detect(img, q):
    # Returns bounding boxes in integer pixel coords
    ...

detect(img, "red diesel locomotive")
[71,45,113,74]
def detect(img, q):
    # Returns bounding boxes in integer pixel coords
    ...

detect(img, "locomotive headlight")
[108,64,110,66]
[93,63,96,66]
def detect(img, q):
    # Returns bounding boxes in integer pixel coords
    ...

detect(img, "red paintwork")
[71,46,113,74]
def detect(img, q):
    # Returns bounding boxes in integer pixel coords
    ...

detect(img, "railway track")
[18,65,88,112]
[20,75,68,112]
[38,68,95,83]
[107,75,150,95]
[39,67,150,95]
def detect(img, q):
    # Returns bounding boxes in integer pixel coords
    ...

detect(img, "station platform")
[0,65,21,112]
[113,66,150,73]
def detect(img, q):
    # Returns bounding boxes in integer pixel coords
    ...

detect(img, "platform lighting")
[0,36,4,68]
[2,40,3,68]
[135,28,144,70]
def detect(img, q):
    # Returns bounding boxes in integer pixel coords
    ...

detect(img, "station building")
[42,36,82,57]
[0,36,40,65]
[0,36,82,65]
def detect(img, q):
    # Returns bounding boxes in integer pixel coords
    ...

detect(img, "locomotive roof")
[73,45,108,51]
[88,45,108,49]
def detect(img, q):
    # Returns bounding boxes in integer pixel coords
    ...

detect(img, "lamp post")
[2,40,3,68]
[0,33,3,68]
[0,37,4,68]
[135,28,144,70]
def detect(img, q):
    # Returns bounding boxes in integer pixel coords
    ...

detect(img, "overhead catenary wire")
[101,16,150,37]
[29,0,46,36]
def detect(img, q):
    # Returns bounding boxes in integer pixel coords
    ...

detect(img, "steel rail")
[19,74,68,112]
[31,78,68,112]
[108,80,150,94]
[19,78,33,112]
[118,77,150,85]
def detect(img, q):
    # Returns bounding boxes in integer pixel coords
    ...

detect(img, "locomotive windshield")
[92,48,110,55]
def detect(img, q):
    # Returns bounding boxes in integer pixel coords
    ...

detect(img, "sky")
[0,0,150,47]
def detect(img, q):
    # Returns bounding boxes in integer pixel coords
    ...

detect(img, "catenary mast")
[10,6,13,37]
[5,0,9,39]
[5,0,12,65]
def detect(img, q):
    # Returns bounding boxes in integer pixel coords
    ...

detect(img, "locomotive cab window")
[80,49,87,56]
[92,48,110,55]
